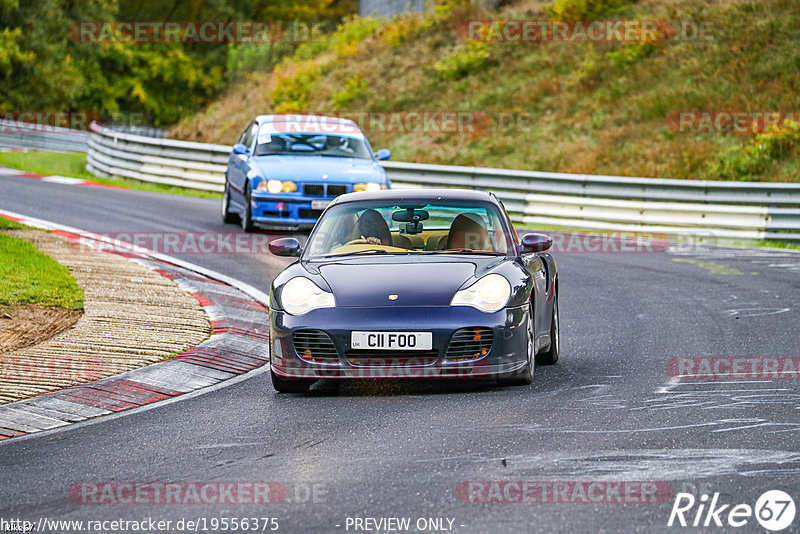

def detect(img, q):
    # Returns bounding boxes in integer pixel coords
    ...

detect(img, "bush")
[227,39,299,80]
[270,60,321,113]
[706,119,800,180]
[547,0,637,20]
[434,41,491,80]
[293,16,387,61]
[332,76,367,109]
[606,40,658,67]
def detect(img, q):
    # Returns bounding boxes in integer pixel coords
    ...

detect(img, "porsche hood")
[317,261,476,307]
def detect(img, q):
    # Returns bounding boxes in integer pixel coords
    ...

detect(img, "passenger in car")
[447,213,490,250]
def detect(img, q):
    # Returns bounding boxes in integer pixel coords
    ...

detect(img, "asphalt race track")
[2,174,800,533]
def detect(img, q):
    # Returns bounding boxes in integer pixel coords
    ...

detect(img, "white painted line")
[40,175,86,185]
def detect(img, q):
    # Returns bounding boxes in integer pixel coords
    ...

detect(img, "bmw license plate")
[311,200,332,210]
[351,331,433,350]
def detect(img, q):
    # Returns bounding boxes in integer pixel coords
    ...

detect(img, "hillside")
[172,0,800,182]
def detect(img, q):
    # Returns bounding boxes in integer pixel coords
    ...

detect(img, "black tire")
[222,182,239,224]
[271,370,315,393]
[498,303,535,386]
[241,184,255,232]
[536,293,559,365]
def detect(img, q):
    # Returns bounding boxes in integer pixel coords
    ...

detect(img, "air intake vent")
[293,330,339,363]
[345,350,438,367]
[303,184,324,197]
[327,185,347,197]
[445,328,493,361]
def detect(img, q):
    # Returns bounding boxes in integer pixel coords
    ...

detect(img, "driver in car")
[353,209,392,246]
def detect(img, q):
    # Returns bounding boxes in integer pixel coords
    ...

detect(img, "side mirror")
[232,143,249,155]
[374,148,391,161]
[268,238,302,257]
[520,233,552,253]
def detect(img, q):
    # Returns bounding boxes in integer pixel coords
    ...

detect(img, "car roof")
[331,188,499,205]
[253,114,361,128]
[252,114,366,140]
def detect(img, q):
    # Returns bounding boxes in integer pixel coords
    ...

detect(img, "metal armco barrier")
[0,120,90,152]
[87,124,229,192]
[79,123,799,241]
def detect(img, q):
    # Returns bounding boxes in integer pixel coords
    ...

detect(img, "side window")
[240,121,258,149]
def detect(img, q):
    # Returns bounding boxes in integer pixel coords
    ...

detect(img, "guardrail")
[79,123,800,241]
[0,120,90,152]
[87,123,229,191]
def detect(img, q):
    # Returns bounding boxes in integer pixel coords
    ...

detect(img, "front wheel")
[498,304,535,386]
[241,186,255,232]
[536,293,559,365]
[222,182,239,224]
[271,370,315,393]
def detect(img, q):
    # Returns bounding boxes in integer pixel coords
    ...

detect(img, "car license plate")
[351,331,433,350]
[311,200,332,210]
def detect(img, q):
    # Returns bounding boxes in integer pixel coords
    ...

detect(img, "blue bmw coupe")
[266,188,560,393]
[222,114,392,231]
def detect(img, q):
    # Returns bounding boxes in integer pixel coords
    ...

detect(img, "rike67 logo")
[668,490,795,531]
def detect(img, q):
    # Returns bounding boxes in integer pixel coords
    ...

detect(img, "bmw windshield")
[254,130,372,159]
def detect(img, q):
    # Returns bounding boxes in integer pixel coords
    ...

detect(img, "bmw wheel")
[241,185,254,232]
[222,182,239,224]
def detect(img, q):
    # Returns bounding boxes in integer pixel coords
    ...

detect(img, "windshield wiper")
[323,249,394,257]
[419,249,502,255]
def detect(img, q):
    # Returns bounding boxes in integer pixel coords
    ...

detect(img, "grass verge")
[0,151,221,199]
[0,224,84,310]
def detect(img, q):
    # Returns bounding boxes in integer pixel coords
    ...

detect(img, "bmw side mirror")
[520,233,552,253]
[268,238,302,257]
[232,143,249,155]
[374,148,391,161]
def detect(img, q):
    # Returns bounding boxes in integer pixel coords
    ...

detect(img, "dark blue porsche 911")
[266,189,559,393]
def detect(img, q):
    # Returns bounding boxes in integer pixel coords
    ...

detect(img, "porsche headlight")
[450,274,511,313]
[258,180,297,193]
[280,277,335,316]
[353,182,385,192]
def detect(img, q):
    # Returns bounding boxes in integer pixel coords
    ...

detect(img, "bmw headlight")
[280,277,335,315]
[450,274,511,313]
[353,182,385,192]
[258,179,297,193]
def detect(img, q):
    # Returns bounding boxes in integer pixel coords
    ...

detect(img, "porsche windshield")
[305,201,512,257]
[254,130,372,159]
